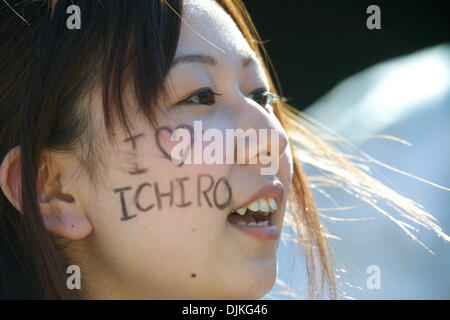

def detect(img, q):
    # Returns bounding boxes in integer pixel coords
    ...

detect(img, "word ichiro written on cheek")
[114,174,232,221]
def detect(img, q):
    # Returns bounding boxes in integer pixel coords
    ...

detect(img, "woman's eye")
[181,87,221,106]
[247,88,279,107]
[177,87,278,109]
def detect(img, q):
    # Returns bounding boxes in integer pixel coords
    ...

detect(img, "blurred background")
[243,0,450,299]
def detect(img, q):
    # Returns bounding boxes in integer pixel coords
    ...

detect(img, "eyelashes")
[176,87,279,108]
[179,87,222,106]
[247,88,279,107]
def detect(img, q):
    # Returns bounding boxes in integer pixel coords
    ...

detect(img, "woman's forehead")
[178,0,254,62]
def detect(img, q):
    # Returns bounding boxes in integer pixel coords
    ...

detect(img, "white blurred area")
[267,43,450,299]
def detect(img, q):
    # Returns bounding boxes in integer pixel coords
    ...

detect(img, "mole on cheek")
[191,273,197,278]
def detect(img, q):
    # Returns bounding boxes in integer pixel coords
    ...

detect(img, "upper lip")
[232,181,285,213]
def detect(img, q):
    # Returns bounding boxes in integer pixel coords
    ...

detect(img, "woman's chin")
[221,260,278,299]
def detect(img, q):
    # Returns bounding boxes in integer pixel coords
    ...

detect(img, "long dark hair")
[0,0,182,299]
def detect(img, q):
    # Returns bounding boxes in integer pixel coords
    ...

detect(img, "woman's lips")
[227,181,284,241]
[227,216,280,241]
[232,181,285,213]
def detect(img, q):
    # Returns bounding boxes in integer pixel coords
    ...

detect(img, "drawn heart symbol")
[155,124,194,167]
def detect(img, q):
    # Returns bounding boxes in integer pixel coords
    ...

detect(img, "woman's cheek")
[81,162,232,294]
[96,127,233,261]
[281,141,294,185]
[99,120,232,221]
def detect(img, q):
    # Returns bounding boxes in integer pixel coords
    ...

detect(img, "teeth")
[268,198,277,211]
[247,201,260,212]
[239,221,269,227]
[233,197,278,215]
[259,199,270,213]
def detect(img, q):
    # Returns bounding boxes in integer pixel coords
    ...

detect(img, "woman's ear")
[0,146,23,212]
[0,146,93,240]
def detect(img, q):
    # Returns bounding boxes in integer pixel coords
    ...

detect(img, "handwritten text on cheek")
[114,174,232,221]
[113,128,232,221]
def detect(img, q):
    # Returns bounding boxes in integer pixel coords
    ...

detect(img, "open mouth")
[227,197,277,227]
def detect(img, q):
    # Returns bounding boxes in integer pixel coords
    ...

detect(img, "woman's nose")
[227,96,288,173]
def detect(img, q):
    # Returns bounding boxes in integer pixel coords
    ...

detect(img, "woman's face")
[72,0,293,299]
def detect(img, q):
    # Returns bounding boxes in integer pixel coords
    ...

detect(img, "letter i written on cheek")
[176,177,192,208]
[124,133,148,175]
[114,187,137,221]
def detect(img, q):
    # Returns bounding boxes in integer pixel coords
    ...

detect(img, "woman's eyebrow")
[171,53,258,68]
